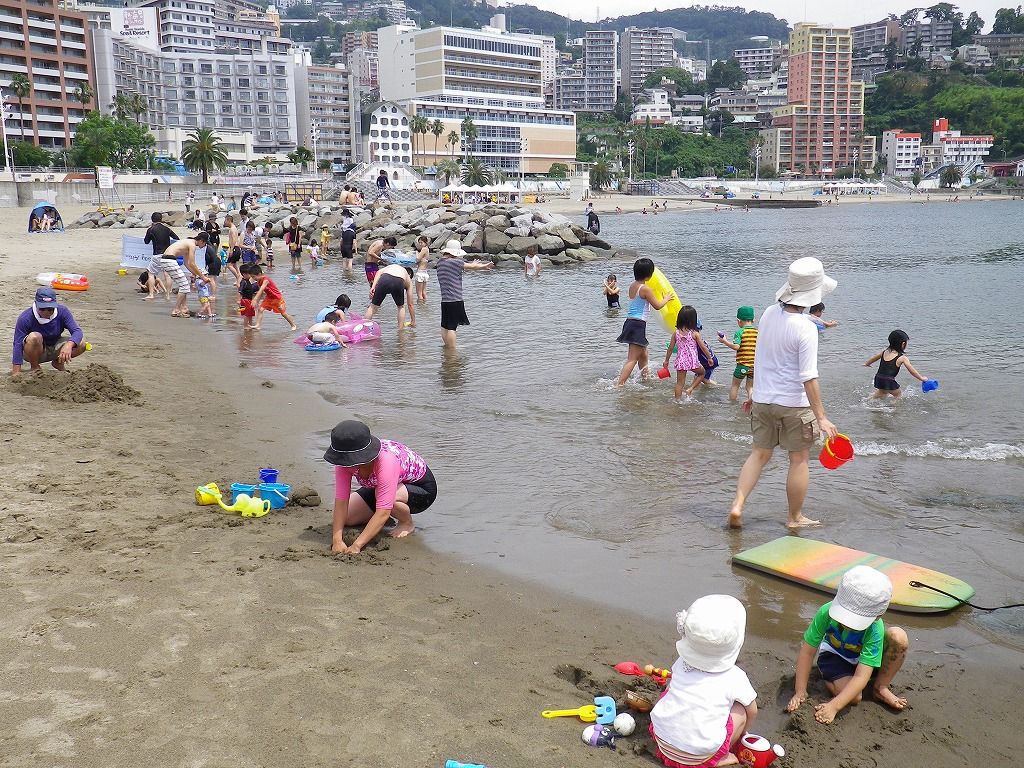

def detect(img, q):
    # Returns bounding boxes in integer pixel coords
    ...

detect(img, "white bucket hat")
[675,594,746,673]
[441,239,467,258]
[775,257,837,307]
[829,566,892,631]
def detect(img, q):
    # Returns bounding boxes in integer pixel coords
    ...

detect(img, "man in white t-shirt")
[523,245,542,277]
[728,257,840,529]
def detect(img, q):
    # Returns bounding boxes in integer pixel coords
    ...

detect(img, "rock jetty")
[66,201,632,266]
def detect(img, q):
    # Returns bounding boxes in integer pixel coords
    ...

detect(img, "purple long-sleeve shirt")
[12,305,83,366]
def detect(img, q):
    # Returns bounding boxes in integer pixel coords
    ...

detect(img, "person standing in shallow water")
[727,257,839,530]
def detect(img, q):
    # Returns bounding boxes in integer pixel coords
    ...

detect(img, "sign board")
[97,166,114,189]
[108,7,160,52]
[120,236,152,269]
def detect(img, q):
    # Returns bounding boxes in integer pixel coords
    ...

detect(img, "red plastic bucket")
[819,434,854,469]
[657,367,670,379]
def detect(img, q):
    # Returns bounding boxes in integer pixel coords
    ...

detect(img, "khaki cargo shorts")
[751,402,820,452]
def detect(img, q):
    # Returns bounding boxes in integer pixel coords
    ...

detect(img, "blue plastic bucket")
[176,256,185,266]
[231,482,257,503]
[258,483,290,509]
[259,468,279,483]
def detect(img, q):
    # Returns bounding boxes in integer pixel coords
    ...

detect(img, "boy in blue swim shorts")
[786,566,909,724]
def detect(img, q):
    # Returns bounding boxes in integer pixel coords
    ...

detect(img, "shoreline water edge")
[1,201,1020,767]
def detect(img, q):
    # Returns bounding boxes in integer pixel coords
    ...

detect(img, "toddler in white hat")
[650,595,758,768]
[786,565,910,723]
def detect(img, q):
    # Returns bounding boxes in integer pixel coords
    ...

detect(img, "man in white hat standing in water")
[728,257,839,529]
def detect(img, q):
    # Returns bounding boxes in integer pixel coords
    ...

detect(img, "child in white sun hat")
[650,595,758,768]
[786,565,910,723]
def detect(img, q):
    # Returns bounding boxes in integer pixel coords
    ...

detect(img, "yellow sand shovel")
[541,705,598,722]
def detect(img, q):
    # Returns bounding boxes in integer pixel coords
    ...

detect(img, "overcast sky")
[521,1,1006,29]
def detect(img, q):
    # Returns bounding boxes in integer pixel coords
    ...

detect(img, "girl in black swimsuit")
[864,330,929,399]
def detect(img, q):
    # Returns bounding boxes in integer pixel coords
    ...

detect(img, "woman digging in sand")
[324,420,436,555]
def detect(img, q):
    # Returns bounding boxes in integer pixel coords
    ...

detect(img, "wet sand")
[0,206,1017,766]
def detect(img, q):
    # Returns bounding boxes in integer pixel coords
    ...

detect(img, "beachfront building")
[377,23,576,173]
[582,29,617,113]
[620,27,675,99]
[360,100,412,166]
[762,23,876,176]
[0,0,93,150]
[294,63,355,166]
[931,117,993,169]
[733,43,780,79]
[880,130,922,177]
[553,70,585,112]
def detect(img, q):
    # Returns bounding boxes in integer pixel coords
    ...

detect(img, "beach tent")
[27,201,64,233]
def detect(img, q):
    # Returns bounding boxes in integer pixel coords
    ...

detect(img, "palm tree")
[589,159,612,190]
[940,164,963,189]
[446,130,460,158]
[74,82,93,110]
[181,127,228,184]
[409,115,429,167]
[460,116,477,162]
[10,73,30,140]
[437,158,461,185]
[128,93,148,125]
[111,93,132,121]
[430,119,444,166]
[461,157,493,186]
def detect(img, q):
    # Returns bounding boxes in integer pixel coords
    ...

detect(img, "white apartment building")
[880,130,922,176]
[294,63,355,164]
[553,71,585,111]
[362,101,412,165]
[377,24,576,173]
[733,45,779,79]
[349,46,378,89]
[709,89,758,117]
[583,29,617,113]
[932,118,994,167]
[620,27,675,98]
[631,89,672,125]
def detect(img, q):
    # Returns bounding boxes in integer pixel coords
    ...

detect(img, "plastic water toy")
[581,724,616,749]
[36,272,89,291]
[380,248,417,267]
[657,366,670,379]
[542,704,597,722]
[445,762,487,768]
[625,690,654,712]
[643,663,672,679]
[306,341,341,352]
[258,482,290,509]
[293,314,382,347]
[819,433,854,470]
[732,734,785,768]
[218,493,271,518]
[259,468,279,483]
[231,482,257,503]
[922,379,940,392]
[647,267,681,334]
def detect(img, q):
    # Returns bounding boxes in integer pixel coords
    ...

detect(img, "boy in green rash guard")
[785,566,910,724]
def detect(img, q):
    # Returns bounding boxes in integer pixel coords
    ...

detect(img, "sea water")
[209,200,1024,650]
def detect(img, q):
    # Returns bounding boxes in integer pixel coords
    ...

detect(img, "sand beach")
[0,202,1019,767]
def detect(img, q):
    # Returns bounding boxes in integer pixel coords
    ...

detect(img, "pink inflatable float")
[294,313,382,346]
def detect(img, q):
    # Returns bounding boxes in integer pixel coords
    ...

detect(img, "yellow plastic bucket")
[195,482,221,505]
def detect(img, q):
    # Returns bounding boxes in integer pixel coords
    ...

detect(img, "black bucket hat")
[323,420,381,467]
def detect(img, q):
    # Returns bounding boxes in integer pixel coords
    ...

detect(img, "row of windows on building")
[443,34,539,59]
[417,107,572,127]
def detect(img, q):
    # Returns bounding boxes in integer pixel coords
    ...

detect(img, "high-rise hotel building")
[0,0,93,150]
[377,24,576,173]
[761,23,876,175]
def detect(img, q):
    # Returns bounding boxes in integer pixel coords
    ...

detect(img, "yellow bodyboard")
[648,268,681,334]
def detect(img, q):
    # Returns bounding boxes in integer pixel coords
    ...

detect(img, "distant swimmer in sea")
[865,330,929,399]
[604,273,620,309]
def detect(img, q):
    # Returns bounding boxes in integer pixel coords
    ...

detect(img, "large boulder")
[297,213,318,229]
[553,226,580,248]
[438,211,458,224]
[546,251,575,265]
[566,247,599,262]
[506,236,538,257]
[535,233,565,255]
[419,223,448,240]
[485,214,510,229]
[456,222,479,235]
[80,211,104,224]
[581,234,612,250]
[461,228,484,253]
[98,215,117,228]
[483,228,510,255]
[353,211,373,228]
[431,230,456,250]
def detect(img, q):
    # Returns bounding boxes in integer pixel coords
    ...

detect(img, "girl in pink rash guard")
[324,420,436,555]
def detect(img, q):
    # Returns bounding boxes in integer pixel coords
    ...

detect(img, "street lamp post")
[627,140,635,185]
[311,121,321,177]
[754,144,762,185]
[0,93,14,176]
[520,137,528,189]
[852,148,859,180]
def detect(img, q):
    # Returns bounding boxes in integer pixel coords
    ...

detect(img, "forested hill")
[406,2,790,56]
